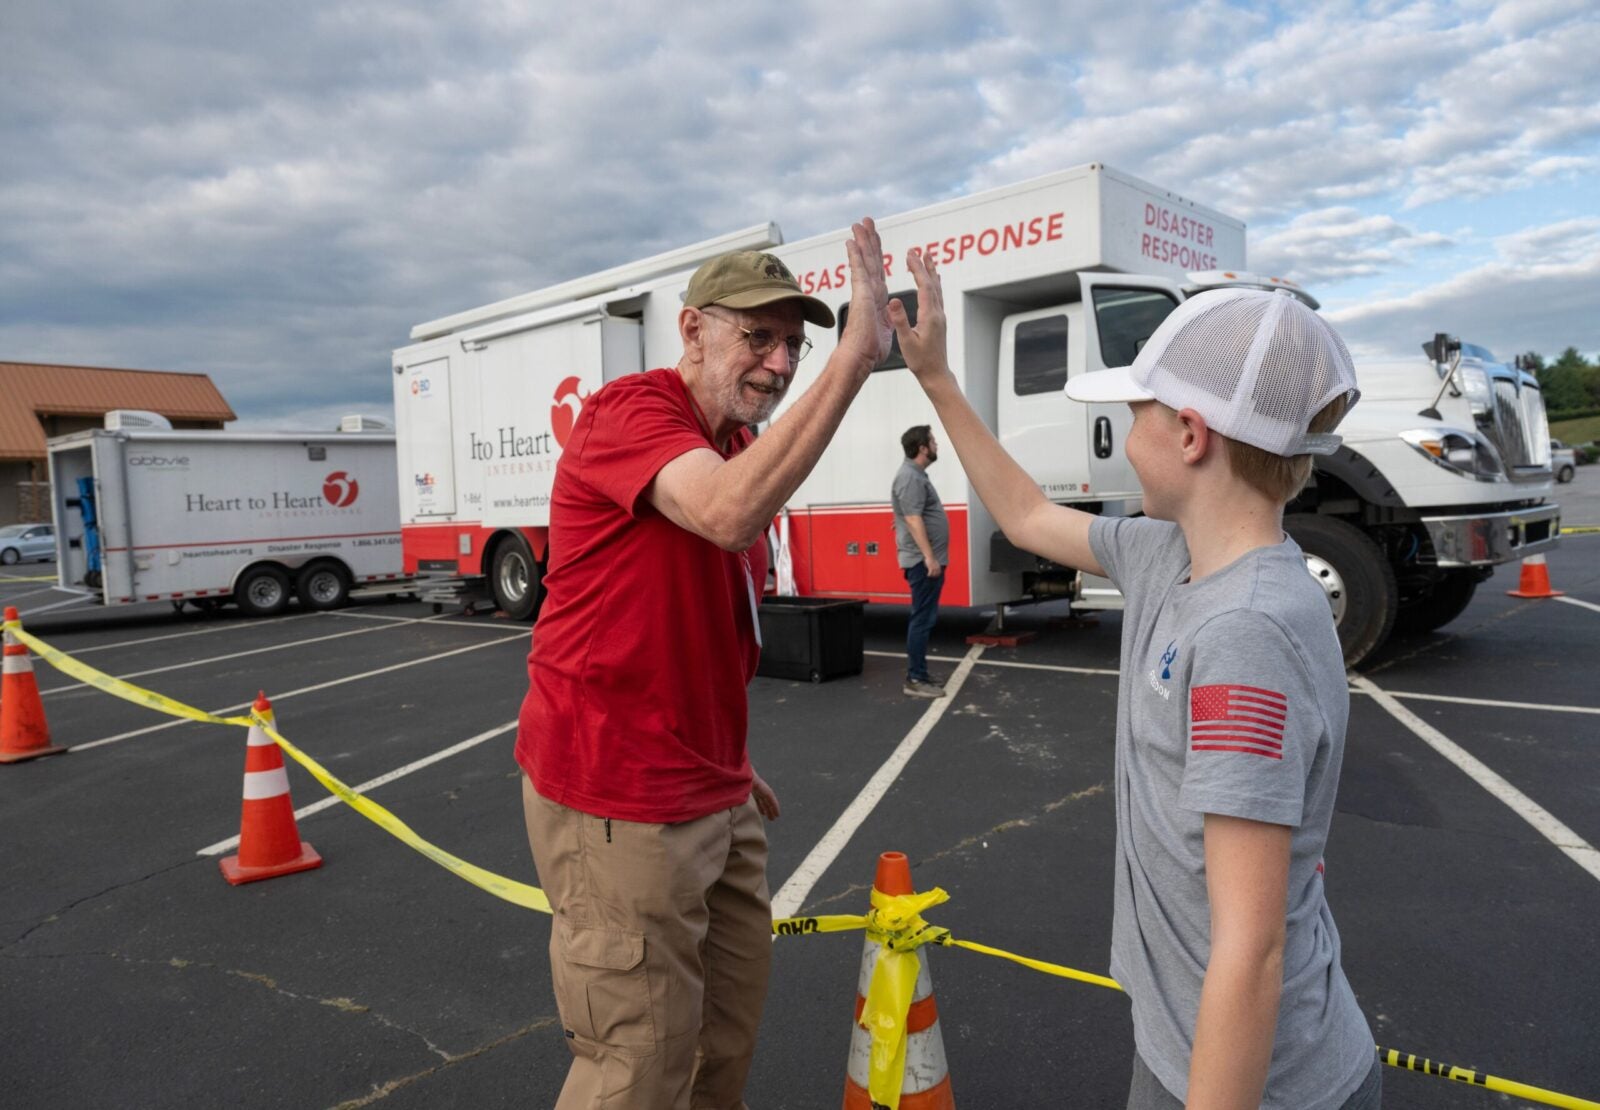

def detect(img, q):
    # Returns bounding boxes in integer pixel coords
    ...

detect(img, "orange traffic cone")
[843,851,956,1110]
[0,607,66,764]
[219,693,322,885]
[1506,553,1564,599]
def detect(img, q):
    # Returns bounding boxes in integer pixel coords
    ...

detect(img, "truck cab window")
[1092,288,1179,369]
[837,291,918,372]
[1014,315,1069,396]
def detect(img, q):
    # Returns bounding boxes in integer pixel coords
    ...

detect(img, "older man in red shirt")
[517,219,894,1108]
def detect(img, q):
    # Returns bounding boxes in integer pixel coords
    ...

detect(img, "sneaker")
[903,676,947,698]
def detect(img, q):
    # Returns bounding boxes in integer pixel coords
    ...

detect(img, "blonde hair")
[1222,395,1350,503]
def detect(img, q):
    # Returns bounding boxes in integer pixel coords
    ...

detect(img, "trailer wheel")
[235,565,292,617]
[489,534,542,621]
[1393,569,1479,637]
[1283,514,1396,668]
[296,561,351,611]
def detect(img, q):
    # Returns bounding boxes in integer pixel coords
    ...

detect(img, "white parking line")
[771,644,986,919]
[42,614,451,698]
[69,631,529,753]
[1356,689,1600,716]
[1555,595,1600,615]
[57,611,323,657]
[197,720,518,856]
[1350,675,1600,884]
[867,648,1118,678]
[328,608,528,635]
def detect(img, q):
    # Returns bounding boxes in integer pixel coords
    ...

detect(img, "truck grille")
[1485,378,1550,472]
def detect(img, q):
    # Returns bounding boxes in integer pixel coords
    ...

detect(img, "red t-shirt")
[515,369,768,823]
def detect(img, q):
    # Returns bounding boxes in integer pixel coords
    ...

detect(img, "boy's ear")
[1175,407,1212,466]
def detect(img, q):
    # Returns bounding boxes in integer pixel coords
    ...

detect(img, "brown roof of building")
[0,361,237,461]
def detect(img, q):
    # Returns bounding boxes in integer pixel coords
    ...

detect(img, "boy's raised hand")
[890,248,951,385]
[837,217,894,375]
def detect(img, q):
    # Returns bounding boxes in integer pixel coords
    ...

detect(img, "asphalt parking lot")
[2,483,1597,1109]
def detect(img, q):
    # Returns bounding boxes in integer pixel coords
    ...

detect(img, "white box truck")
[393,162,1558,665]
[48,415,404,615]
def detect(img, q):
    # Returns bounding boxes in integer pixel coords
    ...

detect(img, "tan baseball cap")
[684,250,835,328]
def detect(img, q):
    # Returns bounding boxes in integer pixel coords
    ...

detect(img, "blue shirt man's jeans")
[903,562,946,681]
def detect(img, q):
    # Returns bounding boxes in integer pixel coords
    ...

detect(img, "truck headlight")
[1401,427,1505,480]
[1457,363,1492,415]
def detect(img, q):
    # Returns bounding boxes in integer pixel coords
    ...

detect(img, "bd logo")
[550,375,589,449]
[412,377,431,396]
[323,471,360,507]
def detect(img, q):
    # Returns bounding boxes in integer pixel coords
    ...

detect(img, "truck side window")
[1092,288,1179,369]
[1014,315,1069,396]
[837,291,918,372]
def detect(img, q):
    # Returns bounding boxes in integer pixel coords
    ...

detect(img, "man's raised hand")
[838,217,893,375]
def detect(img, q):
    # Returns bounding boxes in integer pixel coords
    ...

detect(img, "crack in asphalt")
[1,856,204,949]
[799,783,1108,914]
[327,1014,563,1108]
[0,946,469,1062]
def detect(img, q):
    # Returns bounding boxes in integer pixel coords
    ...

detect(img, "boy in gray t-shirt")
[890,249,1379,1109]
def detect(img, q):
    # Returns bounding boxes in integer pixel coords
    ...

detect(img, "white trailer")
[48,419,403,615]
[395,162,1559,664]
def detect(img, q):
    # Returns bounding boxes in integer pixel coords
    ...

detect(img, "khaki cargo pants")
[523,777,772,1109]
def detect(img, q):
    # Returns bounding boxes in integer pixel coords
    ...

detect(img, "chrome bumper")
[1422,504,1561,567]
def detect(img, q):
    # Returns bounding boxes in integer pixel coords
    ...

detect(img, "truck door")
[400,357,457,517]
[998,304,1091,501]
[1077,274,1184,499]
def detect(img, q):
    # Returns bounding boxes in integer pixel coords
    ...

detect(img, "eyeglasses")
[704,308,813,364]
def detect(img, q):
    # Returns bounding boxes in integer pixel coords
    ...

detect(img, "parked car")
[0,522,55,565]
[1551,440,1577,483]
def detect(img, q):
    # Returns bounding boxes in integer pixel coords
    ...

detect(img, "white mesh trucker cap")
[1065,288,1361,457]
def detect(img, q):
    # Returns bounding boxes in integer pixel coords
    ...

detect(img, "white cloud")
[1326,216,1600,359]
[1252,207,1454,285]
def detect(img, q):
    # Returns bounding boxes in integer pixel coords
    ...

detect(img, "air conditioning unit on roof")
[339,414,394,433]
[104,410,173,431]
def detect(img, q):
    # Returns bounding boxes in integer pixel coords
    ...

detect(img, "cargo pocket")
[554,922,656,1055]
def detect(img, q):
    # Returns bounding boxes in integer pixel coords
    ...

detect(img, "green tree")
[1538,347,1599,415]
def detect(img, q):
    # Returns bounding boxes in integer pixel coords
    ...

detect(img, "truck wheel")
[1557,464,1575,483]
[296,561,352,611]
[1283,514,1397,669]
[235,565,292,617]
[490,534,542,621]
[1394,570,1479,637]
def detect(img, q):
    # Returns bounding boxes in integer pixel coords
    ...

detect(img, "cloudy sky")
[3,0,1596,429]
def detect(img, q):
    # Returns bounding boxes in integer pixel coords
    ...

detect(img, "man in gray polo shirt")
[892,424,949,697]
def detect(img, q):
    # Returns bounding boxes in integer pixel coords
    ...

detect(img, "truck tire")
[490,534,542,621]
[1283,514,1397,669]
[296,561,352,611]
[235,565,292,617]
[1393,570,1479,637]
[1557,464,1575,483]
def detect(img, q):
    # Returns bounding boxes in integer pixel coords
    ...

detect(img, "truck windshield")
[1092,287,1179,368]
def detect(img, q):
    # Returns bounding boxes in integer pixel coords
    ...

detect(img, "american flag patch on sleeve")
[1190,684,1287,759]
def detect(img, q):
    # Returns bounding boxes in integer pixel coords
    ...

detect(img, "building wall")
[1,461,28,525]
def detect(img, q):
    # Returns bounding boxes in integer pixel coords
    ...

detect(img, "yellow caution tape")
[7,615,1598,1110]
[7,624,253,727]
[1379,1048,1600,1110]
[258,718,551,914]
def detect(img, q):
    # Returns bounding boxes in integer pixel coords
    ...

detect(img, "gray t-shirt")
[891,460,949,569]
[1089,515,1373,1110]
